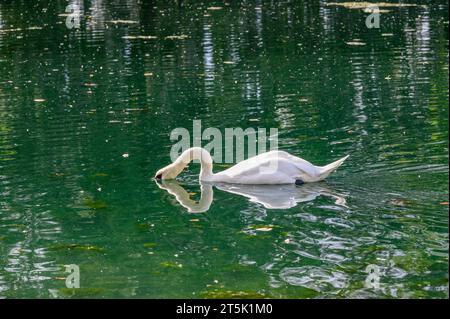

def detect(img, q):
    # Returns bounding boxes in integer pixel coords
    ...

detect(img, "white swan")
[155,147,349,185]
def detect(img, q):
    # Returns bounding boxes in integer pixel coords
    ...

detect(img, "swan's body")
[155,147,348,185]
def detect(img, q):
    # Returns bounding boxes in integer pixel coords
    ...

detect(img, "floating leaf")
[92,172,109,177]
[84,198,108,209]
[143,243,157,248]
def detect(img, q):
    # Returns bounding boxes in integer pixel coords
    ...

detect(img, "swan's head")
[154,163,184,180]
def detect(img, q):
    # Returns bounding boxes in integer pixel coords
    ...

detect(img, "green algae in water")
[92,172,109,177]
[143,242,157,248]
[200,290,270,299]
[58,287,106,298]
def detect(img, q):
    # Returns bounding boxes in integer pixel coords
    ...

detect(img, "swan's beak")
[154,167,165,180]
[154,163,184,180]
[154,165,172,180]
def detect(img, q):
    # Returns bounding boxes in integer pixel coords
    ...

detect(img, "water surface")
[0,0,448,298]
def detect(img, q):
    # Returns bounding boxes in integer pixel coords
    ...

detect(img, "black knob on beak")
[155,174,162,180]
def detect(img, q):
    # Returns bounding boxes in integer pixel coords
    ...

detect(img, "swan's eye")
[156,174,162,180]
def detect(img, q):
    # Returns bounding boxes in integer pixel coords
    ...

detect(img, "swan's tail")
[317,155,349,180]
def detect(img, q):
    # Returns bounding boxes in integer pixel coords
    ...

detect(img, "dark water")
[0,1,448,298]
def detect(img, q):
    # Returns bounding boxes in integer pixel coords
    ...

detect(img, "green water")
[0,1,448,299]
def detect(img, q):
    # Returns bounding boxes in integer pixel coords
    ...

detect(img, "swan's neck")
[175,147,214,181]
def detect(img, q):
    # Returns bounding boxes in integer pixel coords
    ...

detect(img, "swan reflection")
[156,180,347,213]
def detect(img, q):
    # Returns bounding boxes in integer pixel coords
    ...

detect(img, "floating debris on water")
[92,172,109,177]
[107,20,139,24]
[144,72,153,76]
[325,2,419,9]
[122,35,157,40]
[160,261,183,268]
[346,41,366,46]
[84,197,108,209]
[122,153,129,158]
[165,35,189,40]
[0,26,43,33]
[50,172,65,177]
[48,243,105,252]
[34,98,46,102]
[388,198,412,207]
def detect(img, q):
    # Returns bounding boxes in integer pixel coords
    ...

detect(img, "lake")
[0,0,448,298]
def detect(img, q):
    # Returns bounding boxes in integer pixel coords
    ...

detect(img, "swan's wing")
[215,157,313,184]
[215,151,319,184]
